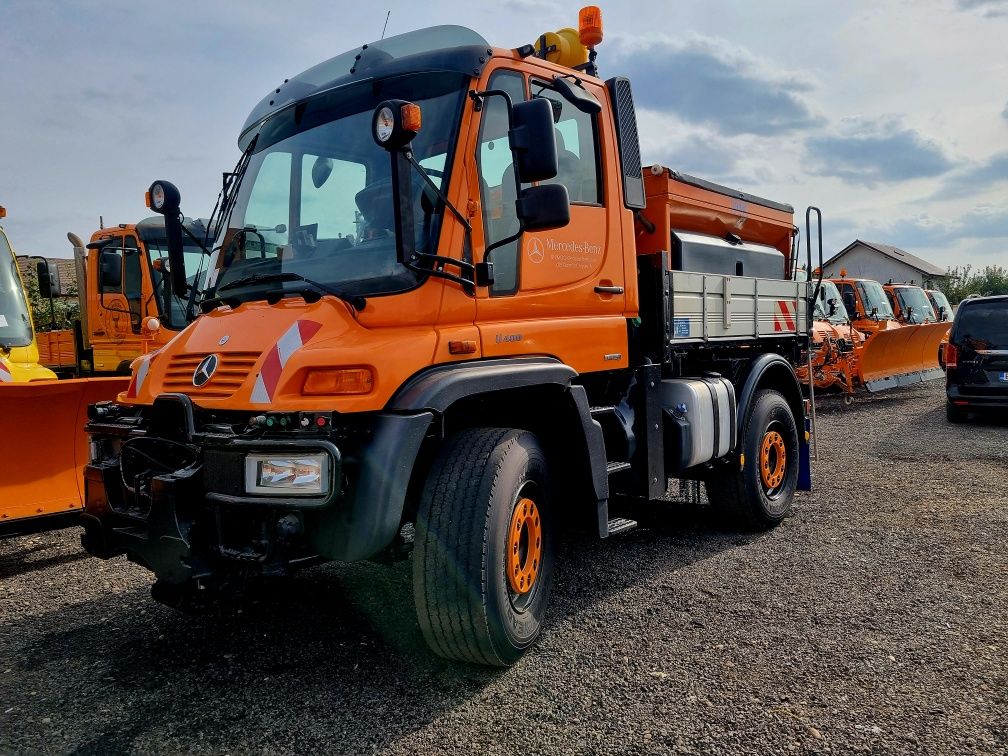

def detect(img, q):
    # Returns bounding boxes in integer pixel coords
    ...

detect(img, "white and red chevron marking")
[250,319,322,404]
[0,360,12,383]
[773,300,796,332]
[125,355,152,398]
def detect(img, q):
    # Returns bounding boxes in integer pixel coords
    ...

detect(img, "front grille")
[162,351,261,399]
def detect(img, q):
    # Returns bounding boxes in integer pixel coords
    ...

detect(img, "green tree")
[940,265,1008,304]
[24,268,80,332]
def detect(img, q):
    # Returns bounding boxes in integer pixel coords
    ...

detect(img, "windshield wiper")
[217,271,366,311]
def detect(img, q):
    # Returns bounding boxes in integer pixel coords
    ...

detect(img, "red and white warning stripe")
[125,355,152,398]
[773,300,796,332]
[0,360,12,383]
[250,319,322,404]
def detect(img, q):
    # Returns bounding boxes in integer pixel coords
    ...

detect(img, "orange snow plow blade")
[858,321,951,392]
[0,378,128,527]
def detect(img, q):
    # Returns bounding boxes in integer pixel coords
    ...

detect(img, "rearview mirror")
[35,259,56,299]
[99,251,122,290]
[552,76,602,114]
[517,184,570,232]
[311,156,333,188]
[510,99,558,183]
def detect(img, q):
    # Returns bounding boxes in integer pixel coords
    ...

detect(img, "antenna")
[380,10,390,40]
[99,215,104,230]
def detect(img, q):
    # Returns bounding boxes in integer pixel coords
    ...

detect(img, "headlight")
[151,182,166,210]
[374,105,395,144]
[244,452,329,496]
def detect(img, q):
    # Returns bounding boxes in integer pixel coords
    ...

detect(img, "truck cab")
[829,276,902,337]
[0,208,57,383]
[37,217,208,375]
[882,283,938,325]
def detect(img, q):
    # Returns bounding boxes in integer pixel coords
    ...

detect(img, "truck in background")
[34,216,209,376]
[0,205,57,383]
[829,273,949,392]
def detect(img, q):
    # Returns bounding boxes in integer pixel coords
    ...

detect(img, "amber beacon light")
[579,6,604,48]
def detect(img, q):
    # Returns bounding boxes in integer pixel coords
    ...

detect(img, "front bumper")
[81,394,433,590]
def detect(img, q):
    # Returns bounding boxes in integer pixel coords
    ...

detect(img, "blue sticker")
[673,317,690,337]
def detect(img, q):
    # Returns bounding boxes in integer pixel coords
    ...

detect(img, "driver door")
[473,65,629,375]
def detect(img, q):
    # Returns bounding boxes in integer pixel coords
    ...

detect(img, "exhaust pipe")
[66,232,90,351]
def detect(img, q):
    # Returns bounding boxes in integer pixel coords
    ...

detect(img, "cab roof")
[239,25,491,151]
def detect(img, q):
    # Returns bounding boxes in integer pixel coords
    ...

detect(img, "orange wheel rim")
[759,430,787,490]
[507,497,542,595]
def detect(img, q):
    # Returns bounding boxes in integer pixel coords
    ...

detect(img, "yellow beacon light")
[534,28,588,68]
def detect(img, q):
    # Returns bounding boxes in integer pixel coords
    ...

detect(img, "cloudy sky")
[1,0,1005,272]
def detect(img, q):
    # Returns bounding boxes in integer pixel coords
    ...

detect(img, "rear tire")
[946,402,967,423]
[706,389,799,530]
[413,427,554,666]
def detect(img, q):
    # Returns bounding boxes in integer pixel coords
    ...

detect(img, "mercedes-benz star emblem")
[192,354,219,387]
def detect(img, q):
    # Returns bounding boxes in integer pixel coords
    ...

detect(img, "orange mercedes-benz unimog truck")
[81,11,812,665]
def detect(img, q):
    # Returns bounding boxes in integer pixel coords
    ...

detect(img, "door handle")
[594,285,624,295]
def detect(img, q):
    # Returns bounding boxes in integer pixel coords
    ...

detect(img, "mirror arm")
[401,151,471,234]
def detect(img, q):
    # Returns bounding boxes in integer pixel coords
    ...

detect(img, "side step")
[606,461,632,475]
[606,517,638,536]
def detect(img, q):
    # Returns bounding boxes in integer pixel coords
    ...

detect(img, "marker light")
[372,100,422,150]
[578,6,603,47]
[244,453,329,496]
[400,102,422,133]
[302,367,374,395]
[0,206,6,219]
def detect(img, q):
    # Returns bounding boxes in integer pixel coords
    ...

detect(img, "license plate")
[1001,372,1008,383]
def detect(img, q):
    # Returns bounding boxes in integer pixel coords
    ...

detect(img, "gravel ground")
[1,381,1006,754]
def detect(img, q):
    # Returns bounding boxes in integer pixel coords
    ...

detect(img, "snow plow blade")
[859,322,951,392]
[0,378,128,530]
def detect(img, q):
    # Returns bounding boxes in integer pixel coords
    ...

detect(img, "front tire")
[413,428,554,666]
[706,389,799,530]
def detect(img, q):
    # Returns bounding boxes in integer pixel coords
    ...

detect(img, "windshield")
[209,72,468,302]
[954,301,1008,350]
[856,280,895,319]
[893,286,937,324]
[0,228,33,348]
[814,280,849,323]
[927,289,952,320]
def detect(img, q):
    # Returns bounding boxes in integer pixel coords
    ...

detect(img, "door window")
[123,236,143,332]
[531,80,602,205]
[477,70,526,296]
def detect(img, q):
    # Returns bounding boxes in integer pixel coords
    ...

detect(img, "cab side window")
[884,289,897,313]
[837,282,857,315]
[477,70,526,296]
[532,81,602,205]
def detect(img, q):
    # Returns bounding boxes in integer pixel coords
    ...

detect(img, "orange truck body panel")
[35,329,77,369]
[636,169,795,269]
